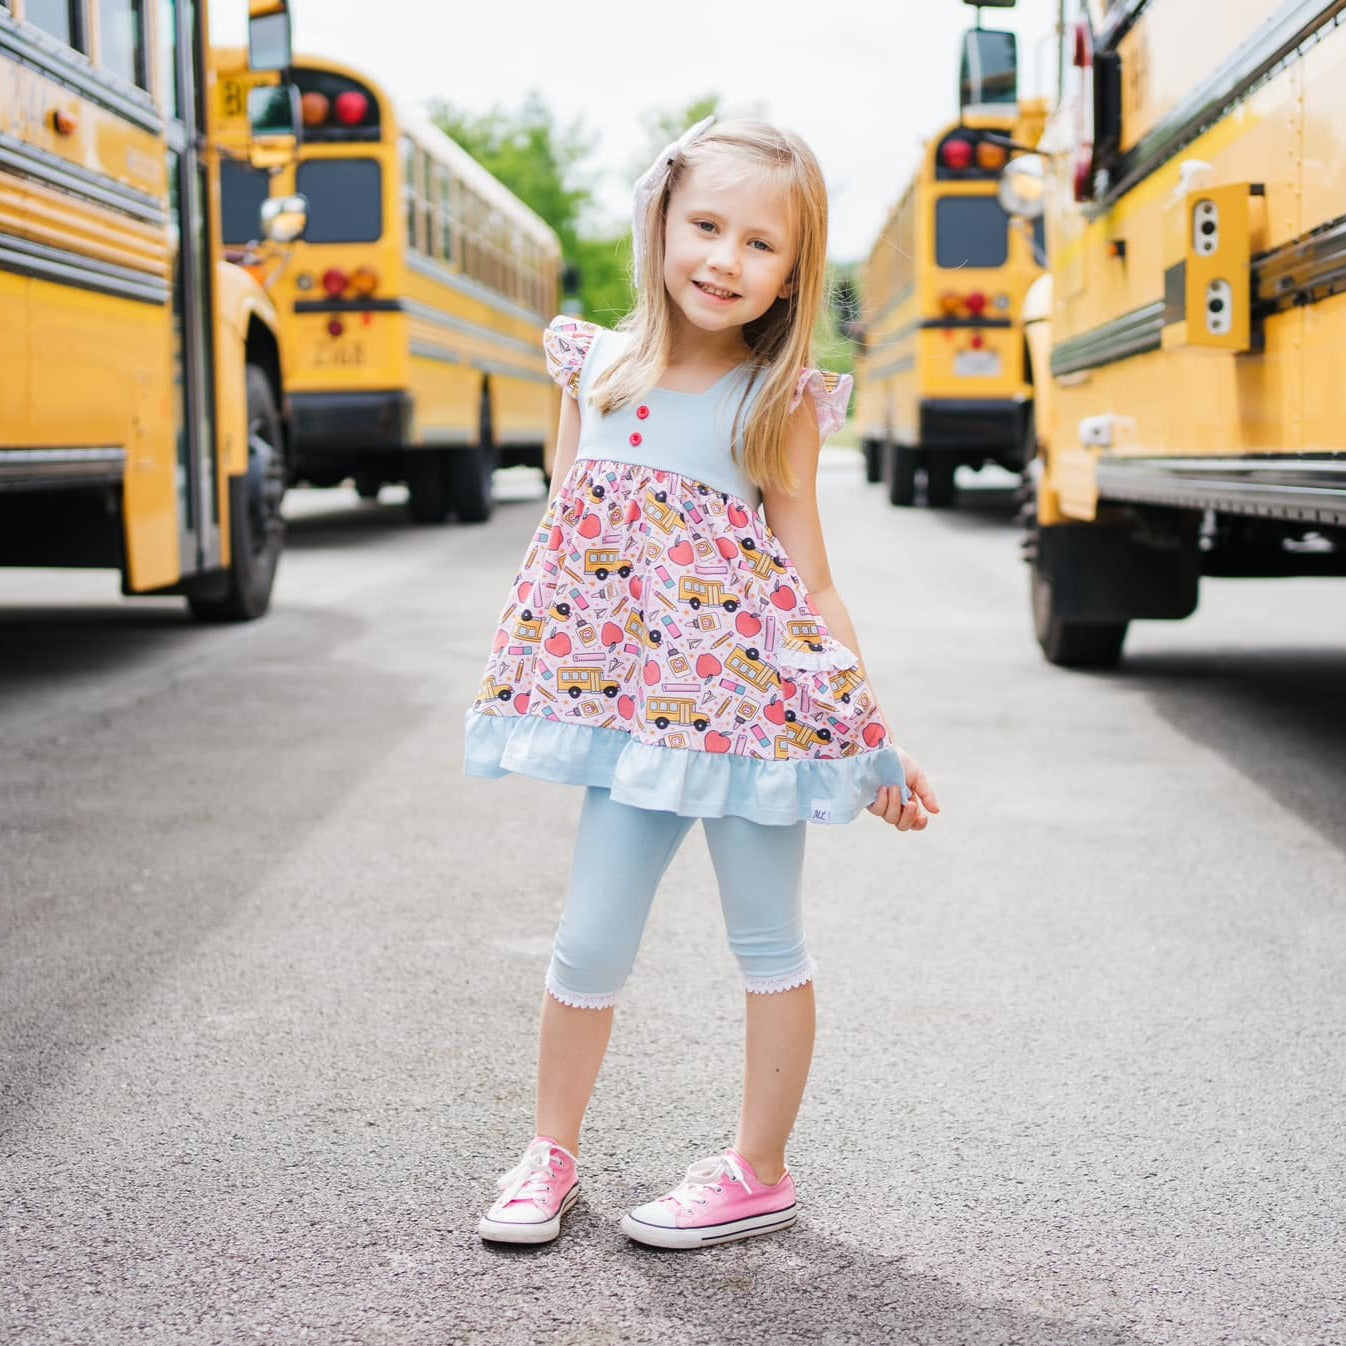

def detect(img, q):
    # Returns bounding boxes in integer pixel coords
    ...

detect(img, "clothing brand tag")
[810,801,831,824]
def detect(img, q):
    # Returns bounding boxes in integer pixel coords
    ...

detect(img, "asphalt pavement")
[1,457,1343,1346]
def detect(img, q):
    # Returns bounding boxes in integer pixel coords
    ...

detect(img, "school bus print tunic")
[464,317,907,827]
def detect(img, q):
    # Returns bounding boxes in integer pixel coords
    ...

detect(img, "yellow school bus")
[855,94,1046,507]
[0,1,298,619]
[994,0,1346,665]
[216,52,562,523]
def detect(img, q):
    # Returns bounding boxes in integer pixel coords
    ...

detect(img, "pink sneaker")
[620,1149,798,1249]
[477,1137,580,1244]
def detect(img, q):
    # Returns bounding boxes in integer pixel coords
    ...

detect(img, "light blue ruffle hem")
[463,711,909,827]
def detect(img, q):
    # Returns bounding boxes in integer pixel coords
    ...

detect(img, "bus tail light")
[976,141,1007,172]
[321,267,349,297]
[939,291,962,316]
[328,319,344,337]
[940,138,974,172]
[965,290,988,316]
[301,92,330,127]
[334,91,369,126]
[349,266,379,296]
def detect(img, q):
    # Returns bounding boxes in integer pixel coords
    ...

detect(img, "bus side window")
[438,165,453,265]
[26,0,87,50]
[99,0,149,88]
[419,150,434,260]
[401,136,419,251]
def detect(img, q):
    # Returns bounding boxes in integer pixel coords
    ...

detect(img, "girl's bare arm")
[761,397,938,831]
[548,392,581,503]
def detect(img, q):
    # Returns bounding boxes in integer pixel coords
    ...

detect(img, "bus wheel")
[353,472,382,500]
[862,440,883,484]
[925,458,956,509]
[886,443,917,507]
[407,451,451,524]
[188,365,284,622]
[448,444,496,524]
[1031,550,1128,668]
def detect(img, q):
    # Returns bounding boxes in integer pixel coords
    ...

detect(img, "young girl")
[464,119,938,1250]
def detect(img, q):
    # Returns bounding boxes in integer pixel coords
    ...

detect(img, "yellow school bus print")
[557,667,620,699]
[828,667,865,704]
[583,549,634,580]
[644,488,681,533]
[481,675,513,702]
[646,698,710,732]
[677,576,740,612]
[773,721,835,759]
[738,538,786,579]
[512,612,544,642]
[784,618,825,653]
[624,609,662,648]
[996,0,1346,666]
[725,645,778,694]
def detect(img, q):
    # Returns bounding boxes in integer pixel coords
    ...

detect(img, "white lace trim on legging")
[545,969,619,1010]
[743,956,817,996]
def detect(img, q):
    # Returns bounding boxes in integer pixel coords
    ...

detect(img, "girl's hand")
[868,751,940,832]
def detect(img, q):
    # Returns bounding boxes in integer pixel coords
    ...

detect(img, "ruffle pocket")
[775,636,861,673]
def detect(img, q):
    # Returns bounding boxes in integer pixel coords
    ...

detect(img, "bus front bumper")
[920,398,1031,463]
[289,391,412,454]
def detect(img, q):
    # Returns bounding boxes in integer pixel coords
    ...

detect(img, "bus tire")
[887,443,916,507]
[448,444,495,524]
[188,365,284,622]
[1031,554,1128,668]
[407,451,451,524]
[354,472,382,500]
[925,458,956,509]
[862,439,883,483]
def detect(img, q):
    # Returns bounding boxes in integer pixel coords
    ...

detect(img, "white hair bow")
[631,115,715,275]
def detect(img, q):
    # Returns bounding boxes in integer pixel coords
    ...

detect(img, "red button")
[629,432,643,447]
[636,405,650,420]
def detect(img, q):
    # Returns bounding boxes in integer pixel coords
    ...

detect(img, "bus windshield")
[295,159,383,243]
[220,161,271,245]
[935,196,1009,268]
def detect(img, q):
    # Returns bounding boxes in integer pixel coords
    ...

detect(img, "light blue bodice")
[574,329,764,509]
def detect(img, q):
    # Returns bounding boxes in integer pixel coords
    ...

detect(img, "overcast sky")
[212,0,1063,261]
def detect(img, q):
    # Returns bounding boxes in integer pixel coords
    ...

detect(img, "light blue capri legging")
[546,786,813,1010]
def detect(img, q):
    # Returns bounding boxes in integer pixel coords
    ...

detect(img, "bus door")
[162,0,220,577]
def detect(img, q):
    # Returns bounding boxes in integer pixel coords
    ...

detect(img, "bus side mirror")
[959,27,1018,109]
[247,83,301,171]
[998,155,1046,219]
[248,0,292,73]
[261,193,309,244]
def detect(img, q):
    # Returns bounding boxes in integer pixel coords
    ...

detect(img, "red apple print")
[716,537,739,560]
[727,502,749,528]
[643,659,661,687]
[695,653,722,678]
[626,501,641,523]
[577,513,602,539]
[544,632,572,658]
[862,722,886,748]
[514,693,531,714]
[492,628,509,651]
[629,575,643,600]
[764,700,787,725]
[780,678,797,700]
[667,541,694,566]
[704,731,731,753]
[601,621,624,646]
[618,694,635,719]
[517,581,532,604]
[805,594,819,615]
[770,586,798,611]
[548,525,563,550]
[735,612,762,638]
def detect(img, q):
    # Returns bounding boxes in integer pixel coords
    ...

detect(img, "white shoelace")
[662,1152,752,1217]
[495,1144,560,1208]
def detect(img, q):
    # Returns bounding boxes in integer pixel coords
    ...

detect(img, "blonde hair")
[589,121,830,493]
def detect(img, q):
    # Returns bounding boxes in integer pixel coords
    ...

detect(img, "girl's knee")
[547,919,636,1009]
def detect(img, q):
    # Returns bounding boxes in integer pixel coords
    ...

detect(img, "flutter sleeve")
[543,315,600,398]
[791,368,854,443]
